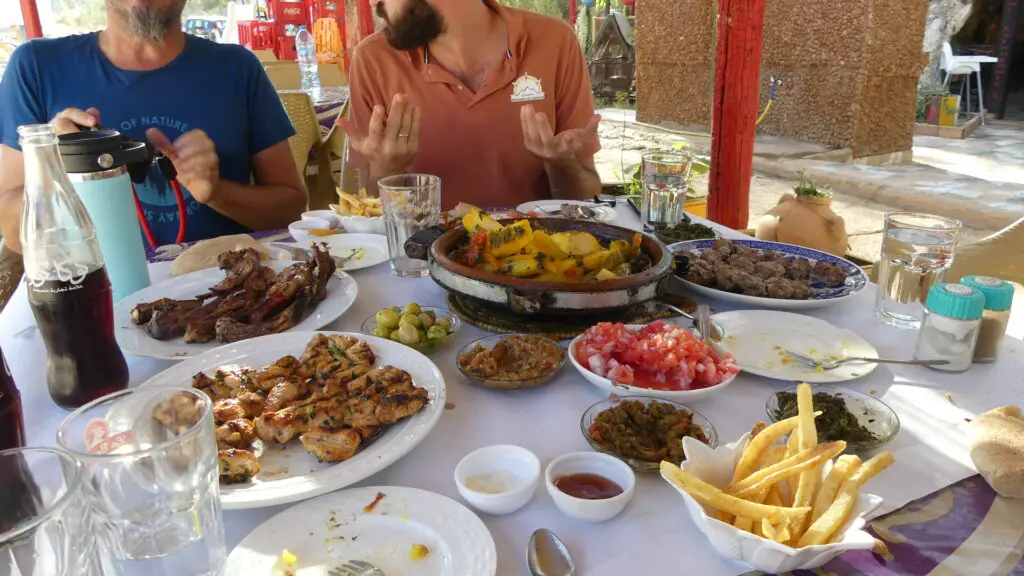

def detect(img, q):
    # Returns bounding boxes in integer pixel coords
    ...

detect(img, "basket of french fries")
[331,189,385,235]
[660,383,894,573]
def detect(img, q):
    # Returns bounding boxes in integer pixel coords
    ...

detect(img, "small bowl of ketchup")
[545,452,636,522]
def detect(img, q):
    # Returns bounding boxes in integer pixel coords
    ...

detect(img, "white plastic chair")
[940,42,987,124]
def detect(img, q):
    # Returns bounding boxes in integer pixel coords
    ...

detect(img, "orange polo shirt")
[345,1,600,209]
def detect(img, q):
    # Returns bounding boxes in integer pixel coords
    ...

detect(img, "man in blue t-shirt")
[0,0,306,254]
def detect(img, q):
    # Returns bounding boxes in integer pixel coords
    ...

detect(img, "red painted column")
[356,0,375,40]
[19,0,43,39]
[569,0,577,27]
[707,0,765,230]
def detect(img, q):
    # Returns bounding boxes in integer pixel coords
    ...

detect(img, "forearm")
[0,188,23,253]
[206,181,306,231]
[544,156,601,201]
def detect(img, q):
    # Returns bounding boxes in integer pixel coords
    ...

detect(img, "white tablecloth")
[4,206,1023,576]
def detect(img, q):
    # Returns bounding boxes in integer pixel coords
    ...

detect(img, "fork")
[784,350,951,371]
[329,560,385,576]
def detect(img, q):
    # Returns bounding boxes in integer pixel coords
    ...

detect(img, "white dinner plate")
[138,332,447,509]
[713,310,879,383]
[669,239,869,310]
[516,199,617,223]
[115,260,358,360]
[224,486,496,576]
[319,233,391,271]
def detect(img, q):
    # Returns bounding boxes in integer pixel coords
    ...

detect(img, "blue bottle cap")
[960,275,1014,312]
[925,283,985,320]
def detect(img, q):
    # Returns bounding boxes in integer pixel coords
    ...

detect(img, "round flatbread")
[171,235,269,276]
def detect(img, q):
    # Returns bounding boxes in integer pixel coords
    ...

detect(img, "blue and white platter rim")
[668,239,868,302]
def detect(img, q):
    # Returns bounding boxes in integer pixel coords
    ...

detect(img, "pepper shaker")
[960,275,1014,363]
[913,283,985,373]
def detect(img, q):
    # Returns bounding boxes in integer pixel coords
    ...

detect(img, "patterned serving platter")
[668,239,869,310]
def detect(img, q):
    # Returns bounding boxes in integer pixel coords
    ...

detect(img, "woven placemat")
[447,293,696,341]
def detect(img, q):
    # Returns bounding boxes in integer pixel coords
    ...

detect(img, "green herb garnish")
[773,391,878,444]
[793,172,832,199]
[329,344,343,358]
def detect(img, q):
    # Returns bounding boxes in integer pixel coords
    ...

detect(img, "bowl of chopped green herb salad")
[766,385,900,453]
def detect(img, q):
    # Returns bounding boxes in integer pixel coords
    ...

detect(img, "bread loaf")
[967,405,1024,498]
[171,235,269,276]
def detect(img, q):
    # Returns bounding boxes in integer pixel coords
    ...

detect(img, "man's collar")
[415,0,527,66]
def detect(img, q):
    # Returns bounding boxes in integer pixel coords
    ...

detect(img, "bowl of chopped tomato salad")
[570,321,740,402]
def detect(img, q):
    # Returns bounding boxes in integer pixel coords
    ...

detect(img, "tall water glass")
[640,152,692,230]
[57,386,225,576]
[0,447,98,576]
[379,174,442,278]
[875,212,962,329]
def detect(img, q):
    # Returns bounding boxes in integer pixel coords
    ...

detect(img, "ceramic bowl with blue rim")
[668,239,869,310]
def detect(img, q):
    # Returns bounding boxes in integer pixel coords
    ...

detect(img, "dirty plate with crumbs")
[712,310,878,383]
[223,486,496,576]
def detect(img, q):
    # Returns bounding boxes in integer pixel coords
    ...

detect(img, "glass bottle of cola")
[18,124,129,409]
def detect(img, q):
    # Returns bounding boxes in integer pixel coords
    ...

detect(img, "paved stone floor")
[593,109,997,263]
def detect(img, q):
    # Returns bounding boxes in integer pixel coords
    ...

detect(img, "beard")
[376,0,445,51]
[107,0,186,45]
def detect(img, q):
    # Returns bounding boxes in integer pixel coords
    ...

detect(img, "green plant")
[623,145,710,199]
[793,172,831,199]
[916,83,950,123]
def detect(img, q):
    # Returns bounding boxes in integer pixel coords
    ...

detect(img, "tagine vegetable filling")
[455,209,645,281]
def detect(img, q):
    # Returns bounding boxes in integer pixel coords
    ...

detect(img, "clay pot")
[755,193,849,257]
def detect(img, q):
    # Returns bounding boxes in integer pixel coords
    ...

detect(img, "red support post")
[19,0,44,39]
[707,0,765,230]
[570,0,577,27]
[356,0,375,40]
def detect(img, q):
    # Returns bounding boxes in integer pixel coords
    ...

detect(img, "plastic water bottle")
[295,26,321,102]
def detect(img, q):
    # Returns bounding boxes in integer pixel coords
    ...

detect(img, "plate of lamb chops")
[669,239,868,310]
[136,331,445,509]
[115,245,358,359]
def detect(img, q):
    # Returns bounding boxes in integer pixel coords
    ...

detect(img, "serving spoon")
[528,529,575,576]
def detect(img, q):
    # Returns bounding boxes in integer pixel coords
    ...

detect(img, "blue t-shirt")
[0,33,296,245]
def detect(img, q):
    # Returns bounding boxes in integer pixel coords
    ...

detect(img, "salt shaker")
[960,275,1014,363]
[913,283,985,373]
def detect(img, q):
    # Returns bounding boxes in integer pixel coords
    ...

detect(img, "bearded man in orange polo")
[339,0,602,208]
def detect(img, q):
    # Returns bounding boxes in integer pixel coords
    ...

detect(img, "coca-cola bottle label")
[24,259,90,293]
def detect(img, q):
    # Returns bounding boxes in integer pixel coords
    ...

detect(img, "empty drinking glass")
[379,174,442,278]
[57,386,225,576]
[875,212,962,329]
[640,152,693,230]
[0,447,98,576]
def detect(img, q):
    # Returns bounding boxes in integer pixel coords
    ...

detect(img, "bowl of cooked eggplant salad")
[581,396,718,471]
[669,238,868,310]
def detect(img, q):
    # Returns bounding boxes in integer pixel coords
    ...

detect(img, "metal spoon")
[696,304,713,347]
[528,529,575,576]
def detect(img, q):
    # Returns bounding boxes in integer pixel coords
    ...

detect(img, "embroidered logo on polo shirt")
[510,73,545,102]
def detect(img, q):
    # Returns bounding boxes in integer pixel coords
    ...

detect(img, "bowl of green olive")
[361,302,460,353]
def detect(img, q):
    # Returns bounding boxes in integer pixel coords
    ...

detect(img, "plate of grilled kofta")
[669,239,868,310]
